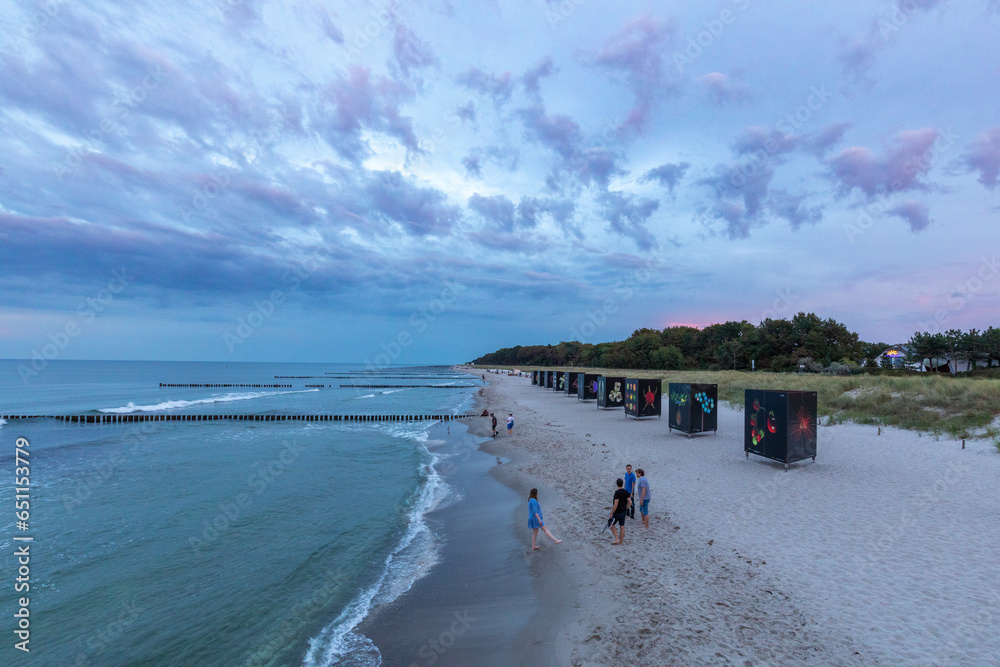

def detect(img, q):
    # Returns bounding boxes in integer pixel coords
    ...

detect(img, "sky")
[1,0,999,364]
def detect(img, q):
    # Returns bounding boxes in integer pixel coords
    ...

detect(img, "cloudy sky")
[1,0,998,363]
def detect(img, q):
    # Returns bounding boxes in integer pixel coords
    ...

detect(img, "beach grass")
[502,367,1000,440]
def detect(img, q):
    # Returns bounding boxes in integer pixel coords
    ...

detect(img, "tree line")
[471,312,1000,373]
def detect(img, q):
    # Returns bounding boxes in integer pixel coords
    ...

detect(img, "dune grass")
[506,366,1000,440]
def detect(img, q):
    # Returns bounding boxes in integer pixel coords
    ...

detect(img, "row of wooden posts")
[0,414,454,424]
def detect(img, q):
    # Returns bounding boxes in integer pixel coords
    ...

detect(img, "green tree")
[981,327,1000,368]
[906,332,949,370]
[943,328,964,374]
[650,345,684,370]
[961,329,983,372]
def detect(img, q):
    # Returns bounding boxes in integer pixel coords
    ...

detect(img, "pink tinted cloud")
[590,14,679,133]
[827,127,940,198]
[961,127,1000,189]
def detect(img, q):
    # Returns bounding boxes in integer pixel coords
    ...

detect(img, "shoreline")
[460,379,579,666]
[359,391,544,666]
[460,369,1000,665]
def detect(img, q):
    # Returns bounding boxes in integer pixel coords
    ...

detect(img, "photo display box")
[545,370,554,388]
[531,370,538,385]
[597,376,625,409]
[624,378,662,419]
[668,383,718,435]
[564,372,579,396]
[554,371,566,391]
[577,373,599,401]
[744,389,818,468]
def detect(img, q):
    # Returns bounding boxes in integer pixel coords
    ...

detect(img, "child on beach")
[528,489,562,550]
[609,478,630,545]
[507,413,513,436]
[636,468,650,529]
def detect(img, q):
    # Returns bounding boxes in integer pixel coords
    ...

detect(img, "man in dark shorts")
[490,413,497,437]
[609,478,631,545]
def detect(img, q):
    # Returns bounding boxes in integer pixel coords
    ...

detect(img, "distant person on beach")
[507,413,513,436]
[636,468,650,529]
[491,413,497,437]
[609,478,630,545]
[623,465,636,519]
[528,488,562,550]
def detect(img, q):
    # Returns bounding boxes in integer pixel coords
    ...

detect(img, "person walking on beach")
[506,413,513,436]
[528,489,562,550]
[490,413,498,437]
[636,468,651,529]
[609,478,631,545]
[623,464,637,520]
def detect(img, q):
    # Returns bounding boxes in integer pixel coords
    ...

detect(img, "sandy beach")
[464,370,1000,666]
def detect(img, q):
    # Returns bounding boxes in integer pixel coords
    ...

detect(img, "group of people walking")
[527,464,651,550]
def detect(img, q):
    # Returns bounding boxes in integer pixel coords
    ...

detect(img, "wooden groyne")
[158,383,293,388]
[0,414,454,424]
[278,375,468,380]
[338,384,473,388]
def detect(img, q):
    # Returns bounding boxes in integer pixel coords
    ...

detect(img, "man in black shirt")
[490,413,497,437]
[609,478,631,545]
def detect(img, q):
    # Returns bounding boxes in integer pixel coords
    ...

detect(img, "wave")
[98,389,319,414]
[351,394,376,400]
[0,418,5,428]
[379,388,409,395]
[302,427,447,667]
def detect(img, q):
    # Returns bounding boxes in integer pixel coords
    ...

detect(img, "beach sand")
[466,370,1000,666]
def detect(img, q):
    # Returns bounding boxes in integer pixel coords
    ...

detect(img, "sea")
[0,360,496,666]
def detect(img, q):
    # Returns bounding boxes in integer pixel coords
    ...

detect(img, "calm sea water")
[0,361,480,666]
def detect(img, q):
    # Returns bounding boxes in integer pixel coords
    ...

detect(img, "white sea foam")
[0,418,5,428]
[352,394,376,400]
[302,424,447,667]
[98,389,319,414]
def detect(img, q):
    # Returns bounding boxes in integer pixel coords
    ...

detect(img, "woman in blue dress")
[528,488,562,550]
